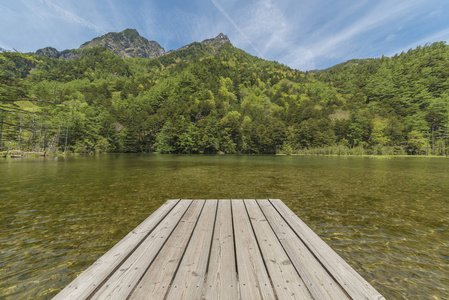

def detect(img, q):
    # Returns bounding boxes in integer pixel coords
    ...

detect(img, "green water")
[0,154,448,299]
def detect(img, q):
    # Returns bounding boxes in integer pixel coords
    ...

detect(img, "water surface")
[0,154,448,299]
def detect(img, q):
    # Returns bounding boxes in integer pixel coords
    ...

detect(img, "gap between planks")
[53,199,385,300]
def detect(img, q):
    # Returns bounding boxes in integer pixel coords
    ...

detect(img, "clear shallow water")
[0,154,448,299]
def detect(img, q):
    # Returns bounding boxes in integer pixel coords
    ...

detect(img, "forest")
[1,41,449,155]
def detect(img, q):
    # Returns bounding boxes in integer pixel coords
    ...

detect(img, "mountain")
[2,33,449,156]
[79,29,165,58]
[35,46,60,58]
[35,29,231,60]
[166,33,231,55]
[201,33,231,48]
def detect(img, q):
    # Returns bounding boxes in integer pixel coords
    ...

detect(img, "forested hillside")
[1,35,448,155]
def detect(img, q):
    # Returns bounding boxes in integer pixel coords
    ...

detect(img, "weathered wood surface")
[203,200,238,300]
[53,200,180,300]
[54,199,385,300]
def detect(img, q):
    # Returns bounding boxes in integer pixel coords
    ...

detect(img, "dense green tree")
[1,41,448,155]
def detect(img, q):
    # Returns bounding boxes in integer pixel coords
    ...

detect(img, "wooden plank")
[90,200,192,300]
[203,200,239,300]
[245,200,313,299]
[258,199,349,299]
[165,200,218,300]
[52,199,180,300]
[269,199,386,300]
[129,200,205,300]
[55,199,385,300]
[232,199,276,300]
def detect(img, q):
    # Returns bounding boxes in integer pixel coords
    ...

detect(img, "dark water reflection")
[0,154,448,299]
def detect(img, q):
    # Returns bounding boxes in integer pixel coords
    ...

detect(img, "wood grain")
[54,199,385,300]
[203,200,239,300]
[52,199,179,300]
[232,199,275,300]
[165,200,218,300]
[269,199,385,300]
[128,200,205,300]
[258,199,349,299]
[90,200,192,300]
[245,199,313,299]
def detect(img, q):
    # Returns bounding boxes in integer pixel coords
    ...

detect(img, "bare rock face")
[201,33,231,48]
[34,47,83,60]
[165,33,232,55]
[57,50,83,60]
[79,29,165,58]
[35,47,60,58]
[35,30,232,60]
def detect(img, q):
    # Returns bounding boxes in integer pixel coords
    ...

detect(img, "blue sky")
[1,0,448,70]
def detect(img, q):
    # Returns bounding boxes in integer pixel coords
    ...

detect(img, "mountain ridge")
[79,28,165,58]
[35,29,232,60]
[3,35,448,156]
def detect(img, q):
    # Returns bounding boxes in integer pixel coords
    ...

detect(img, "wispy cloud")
[388,27,449,56]
[418,28,449,44]
[271,0,430,69]
[1,0,448,70]
[242,0,289,55]
[39,0,105,34]
[210,0,263,57]
[312,1,423,56]
[280,48,317,71]
[229,0,315,69]
[0,41,12,51]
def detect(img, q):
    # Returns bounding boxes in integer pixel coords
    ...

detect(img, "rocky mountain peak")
[201,33,232,48]
[79,28,165,59]
[35,47,60,58]
[35,29,232,60]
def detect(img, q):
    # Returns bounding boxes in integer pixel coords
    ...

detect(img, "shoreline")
[1,150,447,159]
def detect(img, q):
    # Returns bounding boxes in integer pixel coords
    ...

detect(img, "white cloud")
[2,0,447,70]
[247,0,289,54]
[385,34,396,42]
[0,41,12,51]
[424,9,443,20]
[272,0,429,69]
[420,28,449,44]
[220,0,427,69]
[388,27,449,56]
[39,0,105,34]
[279,48,317,71]
[210,0,263,57]
[314,1,423,56]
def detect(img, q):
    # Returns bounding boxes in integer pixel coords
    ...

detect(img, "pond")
[0,154,448,299]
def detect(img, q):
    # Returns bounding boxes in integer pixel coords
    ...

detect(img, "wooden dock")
[53,199,385,299]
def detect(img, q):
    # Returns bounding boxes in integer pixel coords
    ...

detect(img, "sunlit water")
[0,154,448,299]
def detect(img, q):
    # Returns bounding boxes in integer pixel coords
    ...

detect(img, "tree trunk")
[18,113,22,151]
[55,124,61,153]
[64,121,70,154]
[0,115,3,151]
[38,117,43,152]
[432,125,435,155]
[30,104,36,151]
[54,83,58,104]
[42,127,48,151]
